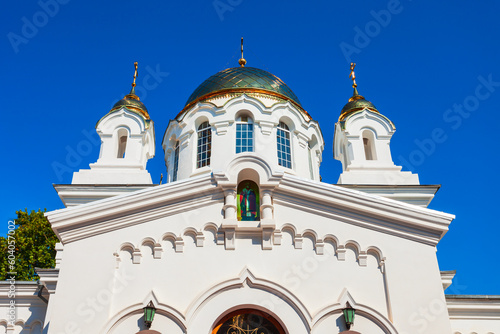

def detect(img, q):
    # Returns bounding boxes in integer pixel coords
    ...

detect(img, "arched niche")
[116,127,129,159]
[211,308,286,334]
[361,129,377,161]
[235,109,256,122]
[237,180,260,221]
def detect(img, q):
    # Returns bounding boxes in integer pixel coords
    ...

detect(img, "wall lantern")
[143,301,156,328]
[342,304,355,330]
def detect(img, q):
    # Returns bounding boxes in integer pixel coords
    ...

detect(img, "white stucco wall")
[41,168,456,333]
[0,282,46,334]
[163,95,324,183]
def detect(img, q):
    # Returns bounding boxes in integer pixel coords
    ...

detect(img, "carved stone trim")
[213,121,231,135]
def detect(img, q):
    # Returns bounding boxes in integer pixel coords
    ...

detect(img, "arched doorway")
[211,309,285,334]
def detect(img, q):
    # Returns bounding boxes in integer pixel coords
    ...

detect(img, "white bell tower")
[334,64,419,185]
[72,63,155,185]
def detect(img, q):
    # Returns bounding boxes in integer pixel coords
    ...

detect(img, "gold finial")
[132,62,138,87]
[347,62,364,102]
[126,62,140,100]
[349,62,357,88]
[238,37,247,67]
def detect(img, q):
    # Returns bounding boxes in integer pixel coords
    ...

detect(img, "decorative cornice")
[441,270,456,291]
[47,173,453,247]
[274,174,454,246]
[178,88,312,121]
[46,174,221,244]
[447,295,500,320]
[115,221,385,270]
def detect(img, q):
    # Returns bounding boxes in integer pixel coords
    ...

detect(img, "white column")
[260,190,275,250]
[223,189,237,220]
[260,190,273,220]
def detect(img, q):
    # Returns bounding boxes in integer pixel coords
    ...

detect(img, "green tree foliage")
[0,209,59,281]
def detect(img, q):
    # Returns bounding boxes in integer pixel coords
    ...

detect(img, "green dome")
[340,98,378,114]
[111,96,148,114]
[185,67,302,108]
[339,88,378,121]
[109,88,150,120]
[98,89,152,129]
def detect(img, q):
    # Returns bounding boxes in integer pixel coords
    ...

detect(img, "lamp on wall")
[342,304,355,330]
[143,301,156,328]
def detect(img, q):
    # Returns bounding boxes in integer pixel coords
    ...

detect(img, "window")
[236,117,253,153]
[116,128,128,158]
[308,142,314,179]
[277,122,291,168]
[362,130,377,160]
[197,121,211,168]
[363,138,373,160]
[172,141,179,181]
[237,180,259,221]
[212,309,285,334]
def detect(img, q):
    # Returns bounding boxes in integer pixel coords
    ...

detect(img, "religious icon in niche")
[237,180,259,221]
[211,309,285,334]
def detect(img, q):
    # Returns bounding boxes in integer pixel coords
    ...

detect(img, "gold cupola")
[109,62,150,120]
[339,63,378,122]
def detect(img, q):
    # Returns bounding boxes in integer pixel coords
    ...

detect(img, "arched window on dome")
[196,121,212,168]
[308,141,314,179]
[236,116,254,153]
[211,309,285,334]
[237,180,259,221]
[172,141,180,181]
[116,128,128,159]
[362,129,377,160]
[277,122,292,168]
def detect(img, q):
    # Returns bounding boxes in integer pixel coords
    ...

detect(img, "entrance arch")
[211,309,286,334]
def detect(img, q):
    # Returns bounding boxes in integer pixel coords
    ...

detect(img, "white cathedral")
[1,53,499,334]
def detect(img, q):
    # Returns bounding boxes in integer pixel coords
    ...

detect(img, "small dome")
[184,66,302,109]
[339,88,378,121]
[110,91,150,120]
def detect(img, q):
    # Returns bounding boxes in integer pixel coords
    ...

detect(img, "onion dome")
[340,63,379,122]
[178,66,310,120]
[185,67,302,108]
[97,62,151,128]
[110,85,150,120]
[339,86,378,121]
[109,62,150,120]
[178,41,311,119]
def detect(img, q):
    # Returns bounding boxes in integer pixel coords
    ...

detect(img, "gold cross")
[241,37,244,59]
[349,62,357,88]
[239,37,247,67]
[132,62,138,87]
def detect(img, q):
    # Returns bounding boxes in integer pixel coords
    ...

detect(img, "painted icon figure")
[240,183,257,220]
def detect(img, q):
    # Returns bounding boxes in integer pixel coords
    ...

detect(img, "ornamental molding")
[312,288,398,334]
[101,291,187,334]
[257,120,276,135]
[341,109,396,133]
[102,268,397,333]
[446,296,500,320]
[275,174,454,246]
[46,174,220,244]
[294,131,309,149]
[96,108,148,133]
[178,129,194,148]
[214,154,284,189]
[212,120,231,135]
[114,222,385,272]
[179,94,317,129]
[184,267,312,331]
[47,172,453,247]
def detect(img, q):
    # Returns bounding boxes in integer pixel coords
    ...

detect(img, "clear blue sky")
[2,1,499,295]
